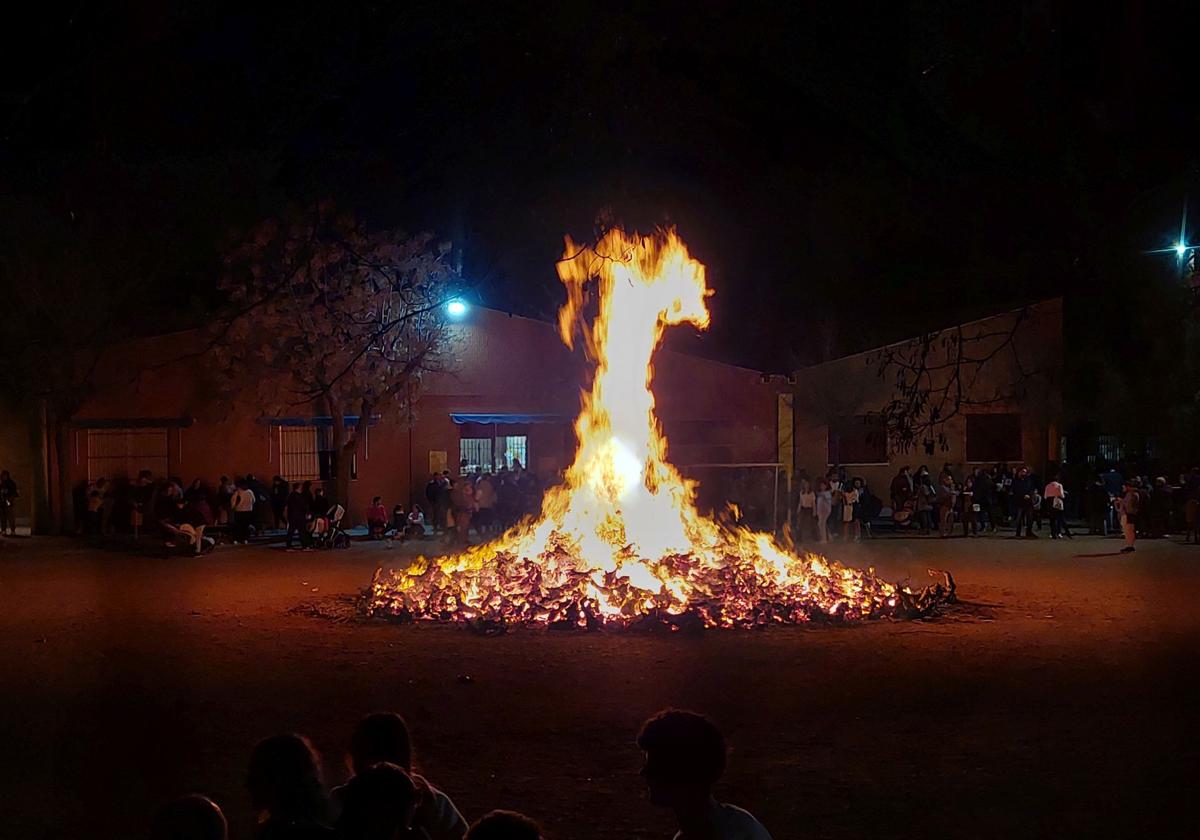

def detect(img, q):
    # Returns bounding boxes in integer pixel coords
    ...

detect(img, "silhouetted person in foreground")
[336,762,422,840]
[332,712,467,840]
[151,794,228,840]
[465,810,544,840]
[246,734,335,839]
[637,709,772,840]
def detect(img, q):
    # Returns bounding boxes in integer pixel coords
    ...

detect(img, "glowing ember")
[369,229,951,629]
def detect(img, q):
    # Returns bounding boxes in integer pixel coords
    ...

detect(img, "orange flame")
[371,229,932,628]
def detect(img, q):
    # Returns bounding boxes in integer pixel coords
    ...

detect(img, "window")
[1094,435,1124,464]
[458,434,528,473]
[459,437,493,474]
[497,435,528,470]
[278,426,356,481]
[86,428,169,481]
[965,414,1022,462]
[827,415,887,465]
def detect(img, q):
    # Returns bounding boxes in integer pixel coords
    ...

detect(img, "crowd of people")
[149,708,770,840]
[421,462,543,547]
[69,471,349,553]
[793,460,1200,554]
[58,461,551,553]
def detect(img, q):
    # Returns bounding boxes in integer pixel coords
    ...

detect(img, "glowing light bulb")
[446,299,467,317]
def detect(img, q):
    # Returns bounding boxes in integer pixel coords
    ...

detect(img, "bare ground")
[1,533,1197,839]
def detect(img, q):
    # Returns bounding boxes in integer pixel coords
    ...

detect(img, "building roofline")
[473,305,767,376]
[792,297,1063,373]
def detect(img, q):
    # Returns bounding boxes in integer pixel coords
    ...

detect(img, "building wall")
[65,307,775,524]
[0,408,36,526]
[788,299,1064,495]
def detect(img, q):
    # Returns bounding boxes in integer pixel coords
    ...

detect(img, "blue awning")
[450,413,568,425]
[258,415,380,427]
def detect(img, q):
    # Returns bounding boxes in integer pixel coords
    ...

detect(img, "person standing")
[915,474,934,535]
[961,475,977,537]
[285,482,311,550]
[450,476,476,547]
[0,470,19,536]
[1116,479,1141,553]
[1044,474,1068,539]
[936,473,957,538]
[841,478,862,542]
[270,475,289,530]
[231,480,256,544]
[1011,467,1036,538]
[796,477,815,543]
[814,479,833,543]
[889,466,913,513]
[475,472,496,535]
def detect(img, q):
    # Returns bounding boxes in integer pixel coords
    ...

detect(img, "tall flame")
[371,229,942,628]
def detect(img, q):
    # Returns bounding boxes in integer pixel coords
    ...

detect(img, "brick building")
[35,306,775,527]
[778,299,1064,496]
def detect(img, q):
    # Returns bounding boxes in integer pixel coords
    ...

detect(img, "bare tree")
[212,203,460,512]
[868,306,1053,455]
[0,200,157,533]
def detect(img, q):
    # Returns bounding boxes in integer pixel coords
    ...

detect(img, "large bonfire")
[369,229,951,629]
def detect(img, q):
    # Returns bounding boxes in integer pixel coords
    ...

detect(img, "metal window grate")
[497,435,528,470]
[86,428,169,481]
[277,426,357,481]
[279,427,320,481]
[459,438,493,473]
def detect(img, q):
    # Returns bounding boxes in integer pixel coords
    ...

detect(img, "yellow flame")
[372,228,906,627]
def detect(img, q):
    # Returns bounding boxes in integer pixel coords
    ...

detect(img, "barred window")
[278,426,356,481]
[497,435,528,470]
[86,428,169,481]
[459,438,493,474]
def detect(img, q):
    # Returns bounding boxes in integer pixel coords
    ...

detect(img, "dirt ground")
[1,531,1197,840]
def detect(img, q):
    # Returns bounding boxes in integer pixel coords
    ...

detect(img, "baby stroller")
[311,504,350,550]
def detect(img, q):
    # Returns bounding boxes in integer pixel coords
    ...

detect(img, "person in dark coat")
[271,475,290,530]
[0,469,19,536]
[286,483,311,550]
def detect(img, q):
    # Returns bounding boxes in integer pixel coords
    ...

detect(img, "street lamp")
[446,299,468,318]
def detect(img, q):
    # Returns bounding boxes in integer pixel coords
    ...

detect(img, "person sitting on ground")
[367,496,389,539]
[336,762,423,840]
[163,497,215,555]
[465,810,544,840]
[333,712,467,840]
[246,733,335,839]
[151,794,229,840]
[404,505,427,541]
[636,709,772,840]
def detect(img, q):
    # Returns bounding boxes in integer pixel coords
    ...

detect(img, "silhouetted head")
[349,712,413,775]
[637,709,726,808]
[466,810,544,840]
[372,496,382,505]
[336,762,418,840]
[246,734,328,823]
[150,794,227,840]
[0,470,9,481]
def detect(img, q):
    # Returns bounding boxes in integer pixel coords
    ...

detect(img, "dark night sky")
[2,2,1197,370]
